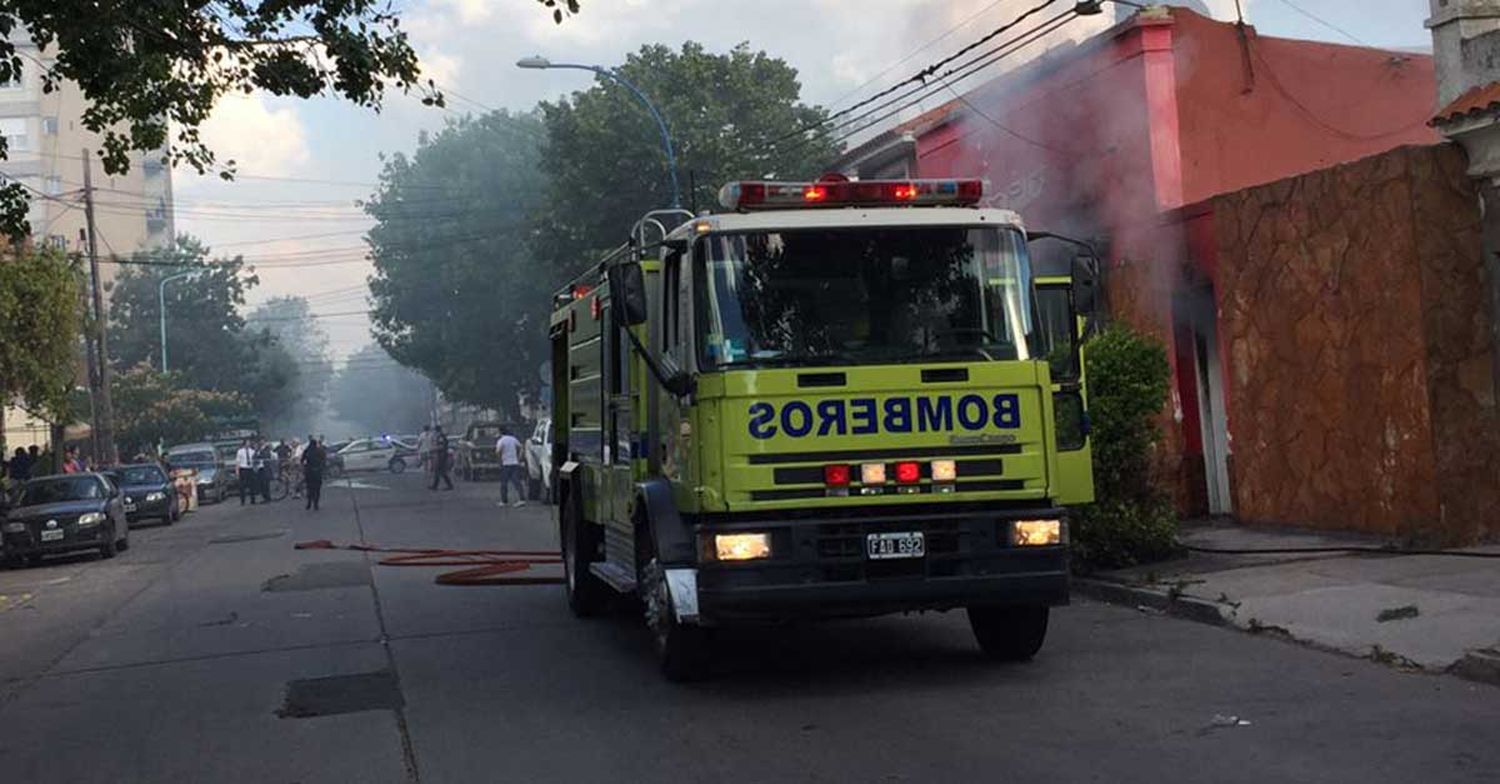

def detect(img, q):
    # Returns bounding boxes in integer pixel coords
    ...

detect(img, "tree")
[0,1,444,238]
[536,42,843,262]
[107,235,299,426]
[246,296,334,436]
[368,42,841,414]
[112,364,250,456]
[366,110,552,415]
[328,344,433,436]
[0,247,83,420]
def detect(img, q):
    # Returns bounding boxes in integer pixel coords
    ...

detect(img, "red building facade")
[840,7,1492,538]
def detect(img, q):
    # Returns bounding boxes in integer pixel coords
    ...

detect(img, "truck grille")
[814,518,965,582]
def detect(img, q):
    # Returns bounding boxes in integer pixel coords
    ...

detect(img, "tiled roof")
[1432,81,1500,126]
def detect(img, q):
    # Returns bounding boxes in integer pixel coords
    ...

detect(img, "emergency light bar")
[718,178,983,211]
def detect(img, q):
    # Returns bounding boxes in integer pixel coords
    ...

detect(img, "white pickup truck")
[522,417,553,502]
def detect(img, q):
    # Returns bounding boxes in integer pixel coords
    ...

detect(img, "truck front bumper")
[690,505,1069,623]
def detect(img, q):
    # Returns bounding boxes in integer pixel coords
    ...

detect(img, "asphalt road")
[2,472,1496,784]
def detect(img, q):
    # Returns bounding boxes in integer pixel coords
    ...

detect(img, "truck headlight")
[78,512,106,527]
[146,492,166,502]
[714,533,771,561]
[2,522,24,533]
[1011,519,1063,546]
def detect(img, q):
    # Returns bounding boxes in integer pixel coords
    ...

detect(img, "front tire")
[389,457,407,474]
[636,523,710,682]
[561,494,608,617]
[967,605,1049,661]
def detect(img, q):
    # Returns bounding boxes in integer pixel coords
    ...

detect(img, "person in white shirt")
[496,427,525,507]
[416,426,433,473]
[235,440,257,506]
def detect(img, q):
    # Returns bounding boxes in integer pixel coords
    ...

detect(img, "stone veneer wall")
[1212,144,1498,544]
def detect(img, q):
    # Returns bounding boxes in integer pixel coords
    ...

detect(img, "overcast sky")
[173,0,1434,360]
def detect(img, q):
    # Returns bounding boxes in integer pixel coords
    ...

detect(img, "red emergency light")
[719,178,983,211]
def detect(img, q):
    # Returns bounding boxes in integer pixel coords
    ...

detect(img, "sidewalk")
[1074,520,1500,685]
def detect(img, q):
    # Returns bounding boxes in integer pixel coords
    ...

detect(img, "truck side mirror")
[1070,255,1099,316]
[608,262,649,326]
[658,352,695,399]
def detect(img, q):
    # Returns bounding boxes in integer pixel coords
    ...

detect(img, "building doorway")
[1177,284,1233,516]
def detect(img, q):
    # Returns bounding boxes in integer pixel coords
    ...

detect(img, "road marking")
[339,479,390,491]
[0,592,35,613]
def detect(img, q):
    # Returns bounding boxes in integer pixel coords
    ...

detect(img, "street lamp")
[517,55,682,209]
[158,269,202,374]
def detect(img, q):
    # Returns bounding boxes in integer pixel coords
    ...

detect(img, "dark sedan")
[105,464,180,525]
[2,474,130,567]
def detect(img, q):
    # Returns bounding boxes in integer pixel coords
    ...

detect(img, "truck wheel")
[639,548,710,682]
[967,605,1049,661]
[561,495,608,617]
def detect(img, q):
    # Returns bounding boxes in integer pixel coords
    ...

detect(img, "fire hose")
[294,539,565,586]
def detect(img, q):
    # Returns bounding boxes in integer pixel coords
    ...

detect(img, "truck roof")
[666,206,1025,239]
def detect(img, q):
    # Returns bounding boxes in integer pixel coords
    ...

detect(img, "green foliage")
[328,345,433,435]
[537,42,843,263]
[1072,324,1178,570]
[0,1,438,238]
[111,364,250,455]
[366,110,551,414]
[107,235,299,426]
[0,247,83,419]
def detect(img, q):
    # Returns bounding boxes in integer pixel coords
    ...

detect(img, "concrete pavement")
[1078,521,1500,681]
[2,474,1498,783]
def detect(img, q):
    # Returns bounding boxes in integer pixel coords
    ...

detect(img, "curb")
[1451,649,1500,688]
[1072,578,1230,627]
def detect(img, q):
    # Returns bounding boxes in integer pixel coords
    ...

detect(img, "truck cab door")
[1036,279,1094,506]
[601,301,638,570]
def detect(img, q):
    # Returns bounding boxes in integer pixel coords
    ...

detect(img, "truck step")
[588,561,637,594]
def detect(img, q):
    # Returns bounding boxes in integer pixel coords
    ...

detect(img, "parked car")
[104,464,180,525]
[456,422,505,480]
[335,437,414,474]
[1,473,129,566]
[166,442,234,503]
[523,418,554,502]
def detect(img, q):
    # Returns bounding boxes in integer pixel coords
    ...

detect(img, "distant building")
[0,33,174,266]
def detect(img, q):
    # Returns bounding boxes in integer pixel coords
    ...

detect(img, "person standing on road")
[416,425,433,475]
[9,447,31,482]
[255,439,275,503]
[301,435,327,511]
[496,427,525,507]
[429,426,454,491]
[236,439,257,505]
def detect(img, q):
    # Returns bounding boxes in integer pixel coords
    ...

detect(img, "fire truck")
[548,176,1097,679]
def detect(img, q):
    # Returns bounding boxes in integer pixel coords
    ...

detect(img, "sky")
[172,0,1435,361]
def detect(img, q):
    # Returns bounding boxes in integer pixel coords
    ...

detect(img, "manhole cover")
[210,529,288,544]
[263,561,370,592]
[277,671,403,718]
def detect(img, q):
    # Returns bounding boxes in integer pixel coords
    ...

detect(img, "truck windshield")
[696,226,1035,369]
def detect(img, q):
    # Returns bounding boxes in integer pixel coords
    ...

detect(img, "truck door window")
[1035,286,1080,383]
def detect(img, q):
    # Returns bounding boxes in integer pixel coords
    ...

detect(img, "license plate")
[123,500,136,511]
[40,529,65,542]
[866,531,925,560]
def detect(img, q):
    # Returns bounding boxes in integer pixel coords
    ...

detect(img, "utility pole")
[81,149,118,465]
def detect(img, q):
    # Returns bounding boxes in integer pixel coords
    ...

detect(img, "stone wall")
[1212,144,1499,543]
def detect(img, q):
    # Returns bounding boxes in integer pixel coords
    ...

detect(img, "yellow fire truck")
[548,176,1097,679]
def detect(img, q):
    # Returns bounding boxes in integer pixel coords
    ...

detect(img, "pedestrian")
[301,435,326,511]
[416,425,433,474]
[429,425,454,491]
[235,439,257,505]
[61,446,81,474]
[256,439,275,503]
[9,447,31,482]
[27,445,40,475]
[496,426,526,507]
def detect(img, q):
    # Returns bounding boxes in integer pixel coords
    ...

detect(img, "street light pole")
[158,270,200,374]
[517,56,682,209]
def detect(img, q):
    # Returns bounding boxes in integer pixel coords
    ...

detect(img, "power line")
[1269,0,1366,46]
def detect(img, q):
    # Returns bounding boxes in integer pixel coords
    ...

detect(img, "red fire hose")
[294,539,564,586]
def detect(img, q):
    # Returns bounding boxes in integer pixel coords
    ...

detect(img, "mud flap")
[664,568,700,624]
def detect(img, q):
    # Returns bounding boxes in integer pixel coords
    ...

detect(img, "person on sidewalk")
[235,439,257,505]
[429,426,454,491]
[301,435,326,511]
[495,426,526,507]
